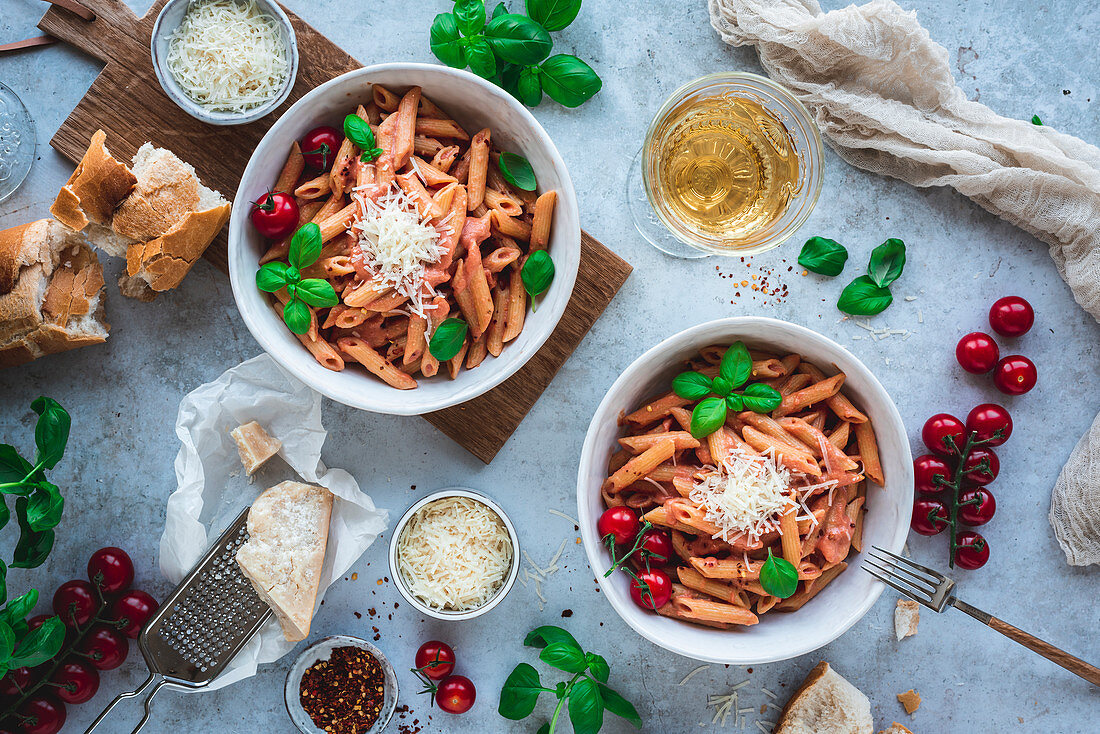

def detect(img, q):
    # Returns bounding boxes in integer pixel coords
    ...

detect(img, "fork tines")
[862,546,954,611]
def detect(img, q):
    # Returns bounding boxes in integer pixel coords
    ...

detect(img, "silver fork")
[863,546,1100,687]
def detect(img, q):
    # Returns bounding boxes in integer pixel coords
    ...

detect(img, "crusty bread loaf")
[0,220,109,368]
[775,661,873,734]
[50,130,136,232]
[236,481,333,642]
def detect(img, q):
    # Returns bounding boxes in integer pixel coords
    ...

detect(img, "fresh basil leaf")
[283,299,311,336]
[498,152,537,191]
[516,65,543,106]
[867,238,905,288]
[539,54,601,108]
[521,250,555,297]
[710,376,732,397]
[1031,114,1043,125]
[0,560,6,608]
[524,625,580,650]
[498,662,543,720]
[485,14,552,65]
[0,621,13,661]
[464,37,498,78]
[10,615,64,668]
[430,13,467,68]
[597,683,642,728]
[585,652,609,683]
[536,724,551,734]
[689,397,727,439]
[454,0,487,36]
[539,641,588,673]
[671,371,713,401]
[288,222,323,269]
[343,114,381,161]
[25,482,63,533]
[31,398,69,471]
[295,279,339,308]
[567,677,603,734]
[285,265,301,284]
[256,262,290,293]
[428,318,469,361]
[719,341,752,388]
[759,549,798,599]
[725,393,744,412]
[0,446,31,484]
[740,383,782,414]
[12,498,52,570]
[526,0,582,31]
[838,275,893,316]
[0,590,36,629]
[492,1,508,19]
[797,236,848,277]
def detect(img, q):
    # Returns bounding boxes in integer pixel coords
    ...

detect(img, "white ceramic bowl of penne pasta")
[228,63,580,414]
[577,317,913,664]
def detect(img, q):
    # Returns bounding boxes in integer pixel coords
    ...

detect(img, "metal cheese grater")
[85,507,272,733]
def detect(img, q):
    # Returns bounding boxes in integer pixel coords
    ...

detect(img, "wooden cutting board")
[39,0,631,463]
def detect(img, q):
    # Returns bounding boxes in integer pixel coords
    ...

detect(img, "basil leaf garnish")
[759,549,798,599]
[295,279,340,308]
[485,14,553,65]
[288,222,323,270]
[867,238,906,288]
[719,341,752,389]
[671,371,713,401]
[498,152,537,191]
[256,262,290,293]
[429,318,469,361]
[539,54,602,108]
[526,0,583,31]
[838,275,893,316]
[797,236,848,277]
[430,13,467,68]
[521,250,555,297]
[689,397,727,439]
[283,299,312,335]
[740,383,782,413]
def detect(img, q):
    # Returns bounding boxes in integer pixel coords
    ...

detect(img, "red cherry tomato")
[87,547,135,595]
[77,627,128,670]
[0,667,36,700]
[597,507,640,546]
[16,696,65,734]
[250,191,300,240]
[913,455,952,495]
[962,448,999,484]
[988,296,1034,337]
[993,355,1037,395]
[109,590,159,639]
[52,581,96,629]
[632,529,673,568]
[911,499,949,536]
[49,660,99,705]
[414,641,455,681]
[955,531,990,569]
[629,568,673,610]
[959,487,996,526]
[965,404,1012,446]
[436,675,476,714]
[921,414,966,456]
[955,332,1000,374]
[301,126,342,171]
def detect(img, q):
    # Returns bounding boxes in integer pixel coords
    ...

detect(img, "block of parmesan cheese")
[230,420,282,475]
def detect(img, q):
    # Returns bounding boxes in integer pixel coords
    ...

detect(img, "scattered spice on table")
[300,646,386,733]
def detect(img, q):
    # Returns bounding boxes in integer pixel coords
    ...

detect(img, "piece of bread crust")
[895,599,920,641]
[0,220,108,368]
[775,661,873,734]
[236,481,333,642]
[112,144,201,242]
[120,200,230,299]
[879,724,914,734]
[50,130,136,231]
[896,689,921,715]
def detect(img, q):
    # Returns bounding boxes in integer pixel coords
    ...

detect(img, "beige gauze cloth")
[708,0,1100,564]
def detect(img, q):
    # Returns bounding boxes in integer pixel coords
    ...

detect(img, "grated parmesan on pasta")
[689,449,797,543]
[165,0,289,113]
[396,497,513,611]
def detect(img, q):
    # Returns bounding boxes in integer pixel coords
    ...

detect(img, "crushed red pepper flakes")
[300,646,386,733]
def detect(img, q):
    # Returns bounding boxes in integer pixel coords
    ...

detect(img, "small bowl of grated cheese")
[389,488,520,621]
[151,0,298,125]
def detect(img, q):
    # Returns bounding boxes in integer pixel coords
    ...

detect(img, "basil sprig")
[521,249,555,297]
[499,625,641,733]
[837,238,906,316]
[759,549,798,599]
[255,223,339,335]
[343,115,383,162]
[672,342,782,439]
[430,0,602,109]
[797,236,848,277]
[428,318,469,361]
[498,152,537,191]
[1031,115,1043,126]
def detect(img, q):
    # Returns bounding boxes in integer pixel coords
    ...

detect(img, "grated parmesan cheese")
[396,497,512,611]
[689,449,797,543]
[165,0,290,113]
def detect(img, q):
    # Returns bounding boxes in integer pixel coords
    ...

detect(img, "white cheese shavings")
[689,449,797,543]
[397,497,512,612]
[679,665,711,686]
[166,0,289,113]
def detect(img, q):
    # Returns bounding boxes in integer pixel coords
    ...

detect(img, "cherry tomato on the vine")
[49,660,99,705]
[597,507,639,546]
[911,499,949,536]
[965,404,1012,446]
[962,448,999,484]
[955,332,999,374]
[435,675,476,714]
[959,487,996,526]
[16,696,65,734]
[988,296,1034,337]
[87,547,134,595]
[629,568,672,610]
[52,581,96,630]
[109,590,159,639]
[993,356,1037,395]
[955,531,990,569]
[913,455,953,495]
[300,126,342,171]
[250,191,300,240]
[0,667,35,700]
[77,627,128,670]
[631,529,673,569]
[921,414,966,456]
[414,641,455,681]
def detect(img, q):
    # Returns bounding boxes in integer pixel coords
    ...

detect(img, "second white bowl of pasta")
[228,63,580,414]
[576,317,913,664]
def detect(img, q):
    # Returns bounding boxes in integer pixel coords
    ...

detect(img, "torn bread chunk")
[50,130,136,233]
[896,689,921,715]
[775,661,873,734]
[879,724,915,734]
[894,599,920,640]
[231,421,282,475]
[1,220,108,368]
[236,481,333,642]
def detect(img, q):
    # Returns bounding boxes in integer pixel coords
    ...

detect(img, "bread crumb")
[894,599,920,640]
[878,724,914,734]
[351,572,358,581]
[897,689,921,714]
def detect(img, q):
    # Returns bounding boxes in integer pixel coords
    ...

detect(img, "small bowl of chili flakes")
[286,635,398,734]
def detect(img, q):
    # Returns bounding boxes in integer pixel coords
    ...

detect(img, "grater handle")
[84,672,169,734]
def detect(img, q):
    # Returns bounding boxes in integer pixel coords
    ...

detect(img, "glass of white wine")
[627,73,823,259]
[0,81,35,204]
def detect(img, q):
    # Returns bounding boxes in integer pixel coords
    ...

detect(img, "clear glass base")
[626,148,710,260]
[0,82,35,204]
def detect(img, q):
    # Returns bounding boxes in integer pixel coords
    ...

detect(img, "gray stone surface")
[2,0,1099,732]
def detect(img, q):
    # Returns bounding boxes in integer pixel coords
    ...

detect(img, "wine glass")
[0,81,36,204]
